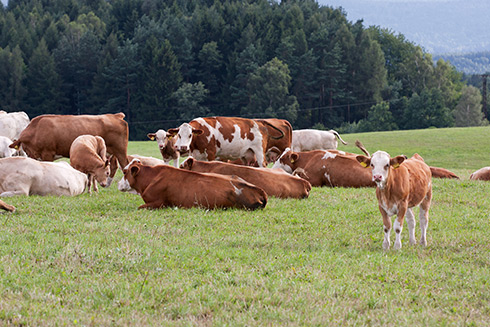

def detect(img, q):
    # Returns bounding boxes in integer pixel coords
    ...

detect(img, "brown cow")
[271,148,375,187]
[167,117,291,167]
[70,135,110,194]
[107,154,165,187]
[180,157,311,199]
[10,113,129,169]
[357,151,432,250]
[470,167,490,181]
[255,118,292,162]
[429,166,459,179]
[118,159,268,210]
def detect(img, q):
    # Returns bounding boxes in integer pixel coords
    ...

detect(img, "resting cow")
[10,113,129,168]
[180,157,311,199]
[70,135,110,194]
[291,129,347,152]
[118,159,267,210]
[147,129,180,167]
[272,148,375,187]
[470,167,490,181]
[167,116,290,167]
[0,157,87,197]
[356,151,432,250]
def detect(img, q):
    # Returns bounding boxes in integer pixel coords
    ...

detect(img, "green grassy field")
[0,126,489,326]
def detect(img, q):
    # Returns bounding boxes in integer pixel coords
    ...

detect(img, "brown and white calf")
[147,129,180,167]
[357,151,432,250]
[180,157,311,199]
[272,148,375,187]
[70,135,110,194]
[118,159,267,210]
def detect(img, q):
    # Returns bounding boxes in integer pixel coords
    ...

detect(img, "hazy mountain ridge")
[321,0,490,73]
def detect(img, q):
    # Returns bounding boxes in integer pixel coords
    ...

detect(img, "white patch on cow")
[117,177,132,192]
[338,150,346,155]
[419,207,428,246]
[324,172,332,186]
[230,181,243,196]
[322,151,337,160]
[370,151,391,189]
[380,201,398,217]
[383,227,391,250]
[393,219,403,250]
[271,148,293,173]
[405,208,416,245]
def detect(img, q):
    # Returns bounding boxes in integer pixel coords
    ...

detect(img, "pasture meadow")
[0,127,489,326]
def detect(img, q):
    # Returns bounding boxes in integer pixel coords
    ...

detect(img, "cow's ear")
[104,159,110,168]
[390,155,406,169]
[290,153,299,163]
[192,128,204,136]
[167,128,178,137]
[182,157,194,169]
[130,165,140,177]
[147,133,156,141]
[356,155,371,168]
[9,140,19,149]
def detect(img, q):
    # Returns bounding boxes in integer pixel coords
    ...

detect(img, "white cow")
[0,157,87,197]
[0,111,30,140]
[291,129,347,152]
[0,136,17,158]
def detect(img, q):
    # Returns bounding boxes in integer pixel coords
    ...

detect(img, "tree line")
[0,0,486,140]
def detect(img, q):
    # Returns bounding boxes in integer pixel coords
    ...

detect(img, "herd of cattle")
[0,111,488,249]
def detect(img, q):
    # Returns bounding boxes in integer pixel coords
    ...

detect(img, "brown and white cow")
[118,159,268,210]
[0,157,87,197]
[271,148,375,188]
[356,151,432,250]
[167,117,290,167]
[70,135,110,194]
[147,129,180,167]
[180,157,311,199]
[291,129,347,152]
[470,167,490,181]
[9,113,129,169]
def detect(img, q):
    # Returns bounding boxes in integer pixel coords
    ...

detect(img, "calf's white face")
[370,151,393,189]
[154,129,167,149]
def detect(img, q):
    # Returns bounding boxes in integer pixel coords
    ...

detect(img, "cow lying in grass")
[118,159,267,210]
[0,157,87,197]
[356,151,432,250]
[180,157,311,199]
[271,148,375,188]
[107,154,165,187]
[470,167,490,181]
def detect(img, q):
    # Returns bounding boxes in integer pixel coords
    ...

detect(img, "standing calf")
[70,135,110,194]
[356,151,432,250]
[147,129,180,167]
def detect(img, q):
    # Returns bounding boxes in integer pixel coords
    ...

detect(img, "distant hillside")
[320,0,490,55]
[434,52,490,75]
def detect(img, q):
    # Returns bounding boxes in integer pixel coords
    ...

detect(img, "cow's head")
[167,123,203,153]
[356,151,406,189]
[92,158,111,188]
[118,158,141,193]
[271,148,298,174]
[147,129,168,150]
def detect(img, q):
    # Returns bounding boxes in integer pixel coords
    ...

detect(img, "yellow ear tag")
[168,135,173,140]
[291,159,295,163]
[14,145,19,150]
[360,162,367,168]
[393,163,400,169]
[150,136,155,141]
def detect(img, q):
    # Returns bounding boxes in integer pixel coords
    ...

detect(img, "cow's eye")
[385,164,389,169]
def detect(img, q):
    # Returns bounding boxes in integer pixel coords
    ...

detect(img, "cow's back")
[0,111,29,140]
[403,157,432,206]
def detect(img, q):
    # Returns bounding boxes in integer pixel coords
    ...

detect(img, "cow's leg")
[394,204,408,250]
[87,174,93,194]
[405,208,417,245]
[255,151,266,168]
[92,175,99,193]
[419,189,432,247]
[379,206,392,250]
[0,199,15,212]
[173,152,180,168]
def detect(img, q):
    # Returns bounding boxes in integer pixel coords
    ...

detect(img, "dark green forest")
[0,0,486,139]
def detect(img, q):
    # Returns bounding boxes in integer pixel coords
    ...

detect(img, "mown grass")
[0,126,489,326]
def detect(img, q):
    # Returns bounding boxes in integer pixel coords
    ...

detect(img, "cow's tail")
[330,129,348,145]
[260,120,285,140]
[355,140,370,157]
